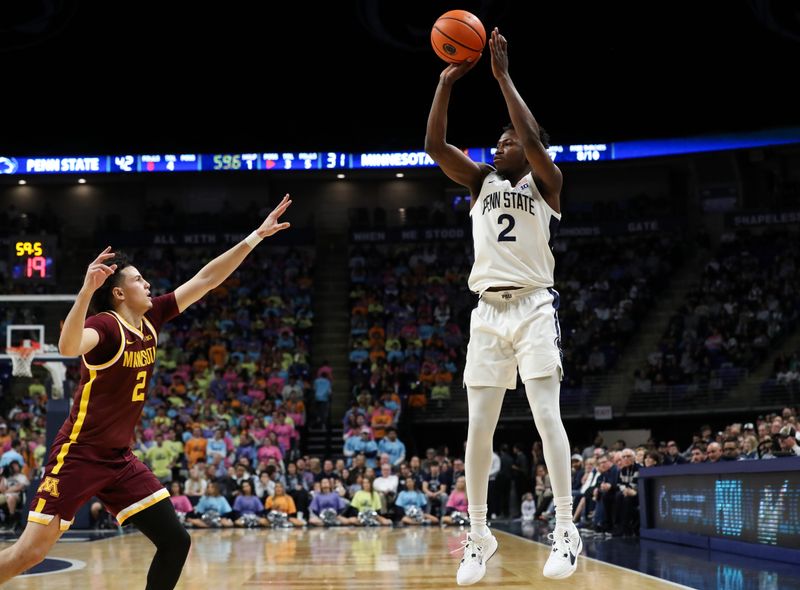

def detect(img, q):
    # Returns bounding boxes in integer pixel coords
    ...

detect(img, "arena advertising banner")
[726,211,800,227]
[95,229,314,247]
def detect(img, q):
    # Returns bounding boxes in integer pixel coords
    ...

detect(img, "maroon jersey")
[54,292,179,454]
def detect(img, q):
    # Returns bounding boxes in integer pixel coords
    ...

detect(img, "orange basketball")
[431,10,486,64]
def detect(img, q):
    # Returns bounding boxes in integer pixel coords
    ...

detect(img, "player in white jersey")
[425,28,581,585]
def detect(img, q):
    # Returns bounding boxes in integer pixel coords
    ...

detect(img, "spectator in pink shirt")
[169,481,193,515]
[268,411,298,454]
[257,438,284,466]
[441,476,468,526]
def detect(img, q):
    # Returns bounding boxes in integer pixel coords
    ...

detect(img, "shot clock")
[10,235,57,282]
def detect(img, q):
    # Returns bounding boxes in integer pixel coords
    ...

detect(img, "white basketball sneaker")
[454,531,498,586]
[543,524,582,579]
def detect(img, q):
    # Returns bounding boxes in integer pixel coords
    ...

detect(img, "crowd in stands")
[762,349,800,404]
[348,242,475,411]
[1,392,797,532]
[634,229,800,403]
[553,232,684,391]
[346,231,685,414]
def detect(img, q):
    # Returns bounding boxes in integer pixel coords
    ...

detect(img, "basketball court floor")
[5,522,800,589]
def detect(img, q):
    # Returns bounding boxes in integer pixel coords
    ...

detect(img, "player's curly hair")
[88,251,131,315]
[502,122,551,149]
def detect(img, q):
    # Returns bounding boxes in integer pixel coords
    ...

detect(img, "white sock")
[553,496,573,529]
[468,504,489,537]
[464,385,505,539]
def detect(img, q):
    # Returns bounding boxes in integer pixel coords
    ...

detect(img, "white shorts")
[463,286,563,390]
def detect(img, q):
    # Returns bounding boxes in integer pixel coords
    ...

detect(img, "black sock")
[127,498,191,590]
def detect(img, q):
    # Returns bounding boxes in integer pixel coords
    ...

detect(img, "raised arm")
[174,195,292,313]
[424,58,491,197]
[58,247,117,356]
[490,28,562,211]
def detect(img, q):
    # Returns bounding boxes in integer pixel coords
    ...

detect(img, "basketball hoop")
[7,342,39,378]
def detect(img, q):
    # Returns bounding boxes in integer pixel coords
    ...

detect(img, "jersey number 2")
[132,370,147,402]
[497,214,517,242]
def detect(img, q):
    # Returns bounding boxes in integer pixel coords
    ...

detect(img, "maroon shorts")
[29,439,168,531]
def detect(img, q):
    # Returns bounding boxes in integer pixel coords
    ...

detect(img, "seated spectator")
[721,437,741,461]
[169,481,193,516]
[233,480,269,527]
[308,478,350,527]
[396,477,439,525]
[689,445,707,463]
[571,457,598,525]
[758,436,776,459]
[0,461,28,529]
[441,475,468,526]
[283,463,311,516]
[778,426,800,456]
[348,428,379,469]
[520,492,536,522]
[345,478,392,526]
[592,453,619,533]
[0,440,25,470]
[373,463,399,510]
[264,482,306,527]
[370,401,394,440]
[185,463,208,500]
[643,451,661,467]
[377,427,406,467]
[145,433,175,484]
[283,391,306,428]
[662,441,687,465]
[254,471,273,500]
[612,449,640,537]
[421,461,449,518]
[740,435,759,460]
[257,437,284,467]
[186,482,235,528]
[185,427,208,467]
[206,428,228,468]
[232,463,256,497]
[706,442,722,463]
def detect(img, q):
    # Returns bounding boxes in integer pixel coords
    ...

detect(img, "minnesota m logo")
[37,476,60,498]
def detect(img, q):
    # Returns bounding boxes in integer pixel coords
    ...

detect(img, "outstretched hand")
[489,27,509,80]
[439,54,482,86]
[257,194,292,237]
[83,246,117,292]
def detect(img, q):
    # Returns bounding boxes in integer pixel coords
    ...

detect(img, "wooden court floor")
[4,527,691,590]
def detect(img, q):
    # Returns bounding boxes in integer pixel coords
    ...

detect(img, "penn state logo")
[0,157,19,174]
[502,292,513,300]
[443,43,457,55]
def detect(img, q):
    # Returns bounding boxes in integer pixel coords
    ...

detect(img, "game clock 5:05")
[10,235,57,282]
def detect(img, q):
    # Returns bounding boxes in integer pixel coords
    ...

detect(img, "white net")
[7,347,36,378]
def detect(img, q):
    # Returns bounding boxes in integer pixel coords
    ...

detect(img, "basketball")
[431,10,486,64]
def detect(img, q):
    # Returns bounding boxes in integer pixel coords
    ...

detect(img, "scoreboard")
[1,128,798,176]
[9,235,57,283]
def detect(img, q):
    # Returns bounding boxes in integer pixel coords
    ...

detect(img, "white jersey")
[468,171,561,294]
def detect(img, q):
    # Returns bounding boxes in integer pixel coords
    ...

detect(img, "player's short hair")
[502,122,551,148]
[89,251,132,315]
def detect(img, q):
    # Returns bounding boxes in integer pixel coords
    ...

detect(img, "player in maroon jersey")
[0,195,292,588]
